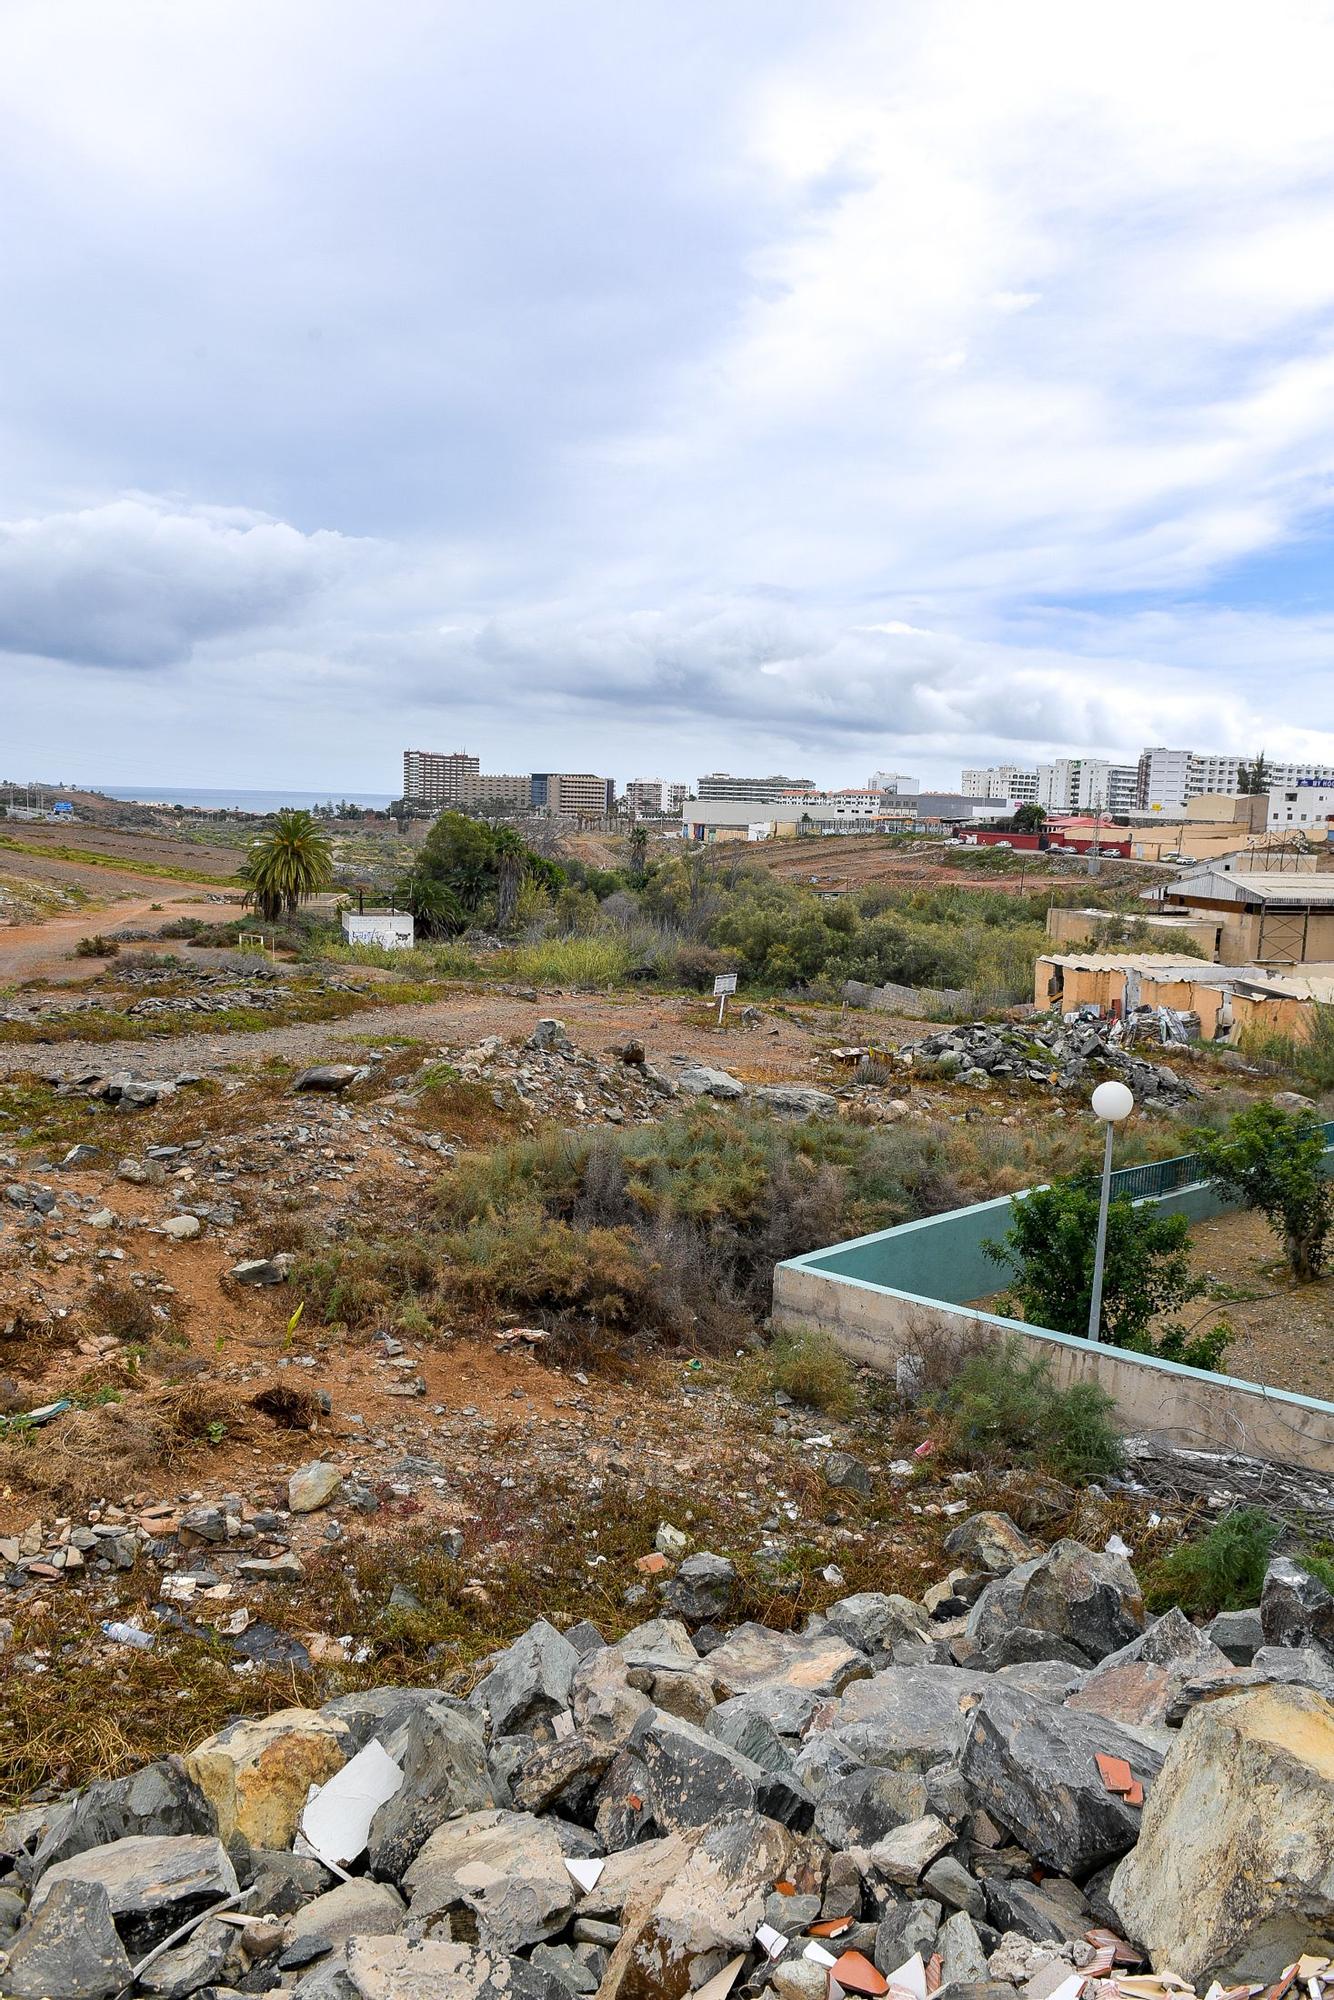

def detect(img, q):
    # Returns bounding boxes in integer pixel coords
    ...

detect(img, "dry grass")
[0,1381,250,1504]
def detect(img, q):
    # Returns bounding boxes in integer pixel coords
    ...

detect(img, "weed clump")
[743,1327,858,1417]
[930,1335,1123,1481]
[1144,1506,1280,1615]
[73,934,119,957]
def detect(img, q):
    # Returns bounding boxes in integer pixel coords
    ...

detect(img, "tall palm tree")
[491,825,529,930]
[240,809,334,919]
[628,824,649,882]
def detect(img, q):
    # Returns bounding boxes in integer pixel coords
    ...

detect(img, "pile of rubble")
[894,1020,1200,1105]
[0,1525,1330,2000]
[1,965,362,1029]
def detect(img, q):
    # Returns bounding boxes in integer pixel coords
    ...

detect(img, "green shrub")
[930,1335,1122,1481]
[744,1327,858,1417]
[1144,1507,1279,1615]
[74,934,119,958]
[1193,1101,1333,1282]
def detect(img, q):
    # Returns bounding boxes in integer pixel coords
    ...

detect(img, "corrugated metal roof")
[1169,869,1334,904]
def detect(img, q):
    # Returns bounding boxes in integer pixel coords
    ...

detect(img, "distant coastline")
[92,785,396,813]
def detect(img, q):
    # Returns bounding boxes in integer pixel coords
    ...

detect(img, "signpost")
[713,970,738,1027]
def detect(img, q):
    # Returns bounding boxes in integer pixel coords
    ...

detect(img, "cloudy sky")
[6,0,1334,796]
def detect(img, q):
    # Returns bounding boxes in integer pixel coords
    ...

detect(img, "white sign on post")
[713,970,738,1026]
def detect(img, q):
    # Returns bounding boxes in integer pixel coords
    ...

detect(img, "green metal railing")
[1110,1118,1334,1203]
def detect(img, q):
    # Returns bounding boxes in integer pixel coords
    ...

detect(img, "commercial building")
[683,795,917,842]
[402,750,529,810]
[696,772,816,802]
[869,770,919,795]
[961,765,1039,803]
[914,792,1009,829]
[1036,759,1137,814]
[532,773,616,818]
[1044,905,1222,954]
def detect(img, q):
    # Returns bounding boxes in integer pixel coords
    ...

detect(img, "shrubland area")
[0,796,1332,1993]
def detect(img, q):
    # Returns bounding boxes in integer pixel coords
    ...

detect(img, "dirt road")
[0,983,927,1084]
[0,891,237,984]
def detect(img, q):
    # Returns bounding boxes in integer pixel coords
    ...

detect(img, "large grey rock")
[137,1913,238,1996]
[1261,1556,1334,1660]
[402,1808,573,1950]
[367,1698,493,1879]
[875,1896,942,1967]
[750,1085,838,1118]
[823,1593,931,1661]
[960,1686,1161,1876]
[469,1619,580,1737]
[630,1709,811,1831]
[808,1665,992,1772]
[1064,1606,1229,1739]
[600,1812,805,2000]
[675,1065,745,1099]
[26,1756,217,1884]
[0,1878,133,2000]
[287,1878,407,1953]
[344,1935,569,2000]
[293,1064,366,1093]
[1206,1607,1265,1665]
[706,1621,867,1700]
[513,1734,617,1817]
[862,1812,954,1884]
[660,1551,738,1624]
[966,1539,1145,1665]
[705,1699,797,1774]
[1111,1684,1334,1982]
[527,1020,574,1053]
[942,1512,1039,1575]
[29,1831,239,1919]
[319,1687,450,1755]
[568,1618,704,1746]
[984,1874,1091,1945]
[811,1763,927,1849]
[939,1910,990,1985]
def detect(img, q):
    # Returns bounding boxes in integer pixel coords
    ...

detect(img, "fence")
[1109,1119,1334,1203]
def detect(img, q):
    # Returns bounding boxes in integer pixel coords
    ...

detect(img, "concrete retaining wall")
[773,1172,1334,1473]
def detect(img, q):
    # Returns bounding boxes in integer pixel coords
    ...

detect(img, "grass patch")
[0,978,439,1045]
[0,835,232,887]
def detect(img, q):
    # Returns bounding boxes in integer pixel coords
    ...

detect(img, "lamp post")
[1087,1080,1135,1343]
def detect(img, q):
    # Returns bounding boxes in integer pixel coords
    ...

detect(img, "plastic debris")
[565,1857,605,1894]
[755,1924,789,1961]
[101,1620,155,1650]
[298,1739,404,1870]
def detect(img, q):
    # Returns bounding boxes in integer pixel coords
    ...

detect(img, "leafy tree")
[1237,751,1273,795]
[411,811,562,927]
[239,809,333,918]
[1193,1102,1332,1282]
[985,1172,1208,1355]
[1011,803,1046,833]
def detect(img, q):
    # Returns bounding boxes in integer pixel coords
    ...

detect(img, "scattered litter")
[101,1619,155,1650]
[1096,1752,1135,1795]
[805,1942,839,1968]
[565,1857,604,1894]
[832,1948,891,1996]
[755,1924,789,1961]
[1104,1533,1133,1558]
[693,1956,746,2000]
[298,1739,403,1870]
[809,1919,857,1939]
[913,1438,936,1459]
[494,1326,548,1347]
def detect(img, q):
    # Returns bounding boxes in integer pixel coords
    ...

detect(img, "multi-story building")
[1036,759,1137,814]
[1137,746,1334,813]
[961,765,1039,803]
[402,750,532,810]
[403,749,479,806]
[1268,781,1334,837]
[696,772,816,802]
[869,770,919,796]
[533,773,616,818]
[624,779,684,816]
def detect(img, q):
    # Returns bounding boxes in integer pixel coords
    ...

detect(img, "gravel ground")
[1182,1205,1334,1403]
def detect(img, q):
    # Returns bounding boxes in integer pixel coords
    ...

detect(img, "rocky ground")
[0,1518,1330,2000]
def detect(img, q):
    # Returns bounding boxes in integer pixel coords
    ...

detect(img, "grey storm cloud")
[0,500,361,670]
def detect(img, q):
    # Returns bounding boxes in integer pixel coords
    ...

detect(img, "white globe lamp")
[1087,1080,1135,1342]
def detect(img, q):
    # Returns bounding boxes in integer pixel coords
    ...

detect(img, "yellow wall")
[1044,906,1219,953]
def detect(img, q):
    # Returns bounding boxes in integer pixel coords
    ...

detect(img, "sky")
[5,0,1334,796]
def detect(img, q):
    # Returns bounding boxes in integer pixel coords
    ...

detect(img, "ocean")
[93,785,396,814]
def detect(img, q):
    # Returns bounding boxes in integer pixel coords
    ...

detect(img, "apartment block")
[1269,781,1334,836]
[696,772,816,802]
[403,749,479,805]
[533,772,616,817]
[625,779,687,815]
[1137,745,1334,813]
[961,765,1038,802]
[1036,758,1137,813]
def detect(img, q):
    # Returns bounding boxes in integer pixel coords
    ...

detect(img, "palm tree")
[491,825,529,930]
[397,866,463,939]
[240,809,334,919]
[629,824,649,882]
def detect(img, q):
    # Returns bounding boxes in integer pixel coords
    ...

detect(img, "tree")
[490,825,529,931]
[239,809,333,919]
[1237,752,1273,795]
[1011,803,1046,834]
[629,824,649,883]
[1193,1102,1332,1282]
[396,865,463,939]
[985,1172,1215,1359]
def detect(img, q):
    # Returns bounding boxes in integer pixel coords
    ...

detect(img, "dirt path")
[0,985,926,1084]
[0,892,237,984]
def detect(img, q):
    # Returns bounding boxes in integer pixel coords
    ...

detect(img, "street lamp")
[1087,1080,1135,1343]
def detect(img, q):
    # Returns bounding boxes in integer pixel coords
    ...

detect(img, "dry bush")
[0,1402,173,1505]
[251,1381,322,1429]
[78,1280,160,1346]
